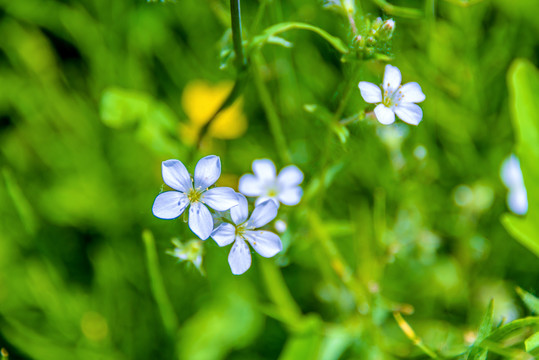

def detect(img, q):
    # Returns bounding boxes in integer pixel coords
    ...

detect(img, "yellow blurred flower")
[180,80,247,145]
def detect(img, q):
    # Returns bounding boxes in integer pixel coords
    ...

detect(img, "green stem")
[192,0,248,152]
[142,229,179,339]
[370,0,423,18]
[259,260,303,327]
[250,22,349,55]
[194,72,248,150]
[230,0,246,71]
[307,211,369,308]
[252,52,292,164]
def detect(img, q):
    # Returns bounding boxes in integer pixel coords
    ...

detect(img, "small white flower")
[152,155,239,240]
[359,64,426,126]
[501,154,528,215]
[211,194,282,275]
[239,159,304,207]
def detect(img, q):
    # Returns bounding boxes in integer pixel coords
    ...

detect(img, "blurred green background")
[0,0,538,359]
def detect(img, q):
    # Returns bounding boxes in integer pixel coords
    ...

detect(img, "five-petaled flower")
[239,159,303,207]
[359,64,426,126]
[152,155,239,240]
[211,194,282,275]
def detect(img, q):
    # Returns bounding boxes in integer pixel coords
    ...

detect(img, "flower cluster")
[152,156,303,275]
[359,64,426,126]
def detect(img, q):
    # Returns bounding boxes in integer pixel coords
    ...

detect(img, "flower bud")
[372,17,383,31]
[383,19,395,31]
[380,19,395,39]
[168,239,205,274]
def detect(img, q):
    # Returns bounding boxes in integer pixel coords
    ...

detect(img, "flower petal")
[358,81,382,103]
[508,187,528,215]
[277,165,304,188]
[189,202,213,240]
[228,237,252,275]
[202,187,238,211]
[162,160,192,192]
[247,200,278,228]
[394,102,423,125]
[383,64,402,94]
[278,186,302,206]
[252,159,276,183]
[211,223,236,246]
[239,174,264,196]
[231,193,249,225]
[255,196,278,207]
[374,104,396,125]
[194,155,221,189]
[244,230,282,258]
[399,82,425,103]
[152,191,189,219]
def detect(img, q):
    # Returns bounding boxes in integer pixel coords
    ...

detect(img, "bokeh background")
[0,0,538,359]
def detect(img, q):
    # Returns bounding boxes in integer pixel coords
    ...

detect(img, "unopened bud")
[372,17,383,31]
[366,36,376,46]
[383,19,395,31]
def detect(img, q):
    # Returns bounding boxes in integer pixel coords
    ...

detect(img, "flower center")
[187,187,203,203]
[382,86,404,108]
[266,183,279,198]
[236,224,246,237]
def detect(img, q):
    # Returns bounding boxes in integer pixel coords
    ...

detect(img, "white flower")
[211,194,282,275]
[501,154,528,215]
[152,155,239,240]
[359,64,426,126]
[239,159,303,207]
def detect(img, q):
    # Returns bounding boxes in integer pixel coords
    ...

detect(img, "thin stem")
[252,52,292,164]
[307,211,369,308]
[142,229,179,339]
[194,72,248,150]
[230,0,246,71]
[394,312,439,359]
[370,0,422,18]
[259,260,303,328]
[192,0,248,152]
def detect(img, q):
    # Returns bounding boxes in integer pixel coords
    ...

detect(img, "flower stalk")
[194,0,249,150]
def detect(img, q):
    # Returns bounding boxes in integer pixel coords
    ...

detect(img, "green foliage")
[502,60,539,257]
[0,0,538,359]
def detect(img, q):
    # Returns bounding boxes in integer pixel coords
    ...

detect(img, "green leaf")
[267,35,293,48]
[525,332,539,353]
[502,59,539,257]
[466,300,493,360]
[278,315,323,360]
[318,325,355,360]
[516,287,539,314]
[484,317,539,343]
[251,22,348,54]
[178,285,264,360]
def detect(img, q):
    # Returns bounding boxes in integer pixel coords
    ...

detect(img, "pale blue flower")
[359,64,425,125]
[211,194,282,275]
[152,155,239,240]
[239,159,303,207]
[501,154,528,215]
